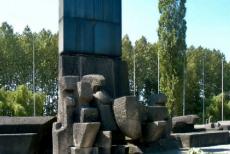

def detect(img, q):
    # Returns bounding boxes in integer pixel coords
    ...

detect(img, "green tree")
[0,85,45,116]
[186,46,227,120]
[0,22,58,115]
[158,0,187,115]
[122,35,134,94]
[207,93,230,121]
[122,35,158,100]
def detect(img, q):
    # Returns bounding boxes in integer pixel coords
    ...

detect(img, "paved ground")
[179,144,230,154]
[149,144,230,154]
[200,144,230,153]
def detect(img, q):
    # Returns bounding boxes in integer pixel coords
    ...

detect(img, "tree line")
[0,22,58,116]
[0,0,230,121]
[122,36,230,121]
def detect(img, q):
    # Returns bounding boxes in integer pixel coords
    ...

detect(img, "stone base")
[0,116,56,154]
[0,133,37,154]
[172,131,230,148]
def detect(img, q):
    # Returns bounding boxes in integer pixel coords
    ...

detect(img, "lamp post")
[222,58,224,121]
[158,50,160,94]
[133,49,136,96]
[199,55,205,124]
[32,35,36,117]
[182,54,186,116]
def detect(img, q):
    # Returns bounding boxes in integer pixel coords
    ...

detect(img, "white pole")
[158,50,160,94]
[183,56,186,116]
[33,35,36,116]
[202,56,205,124]
[133,49,136,96]
[222,58,224,121]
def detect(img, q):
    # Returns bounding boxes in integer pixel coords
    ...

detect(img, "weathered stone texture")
[172,115,199,133]
[145,106,169,122]
[113,96,142,139]
[95,131,112,154]
[146,93,167,106]
[81,74,105,92]
[93,91,112,105]
[77,81,94,104]
[73,122,100,148]
[59,55,130,99]
[97,103,118,131]
[80,108,99,122]
[60,76,80,91]
[142,121,167,142]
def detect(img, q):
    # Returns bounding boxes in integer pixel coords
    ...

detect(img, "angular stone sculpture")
[73,122,100,148]
[95,131,112,154]
[146,93,167,106]
[113,95,171,142]
[54,0,171,153]
[146,106,169,121]
[81,74,105,92]
[60,76,80,91]
[80,108,99,123]
[113,96,142,140]
[142,121,167,142]
[172,115,199,133]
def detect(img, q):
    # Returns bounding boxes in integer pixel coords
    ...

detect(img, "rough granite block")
[146,93,167,106]
[113,96,142,140]
[146,106,169,122]
[142,121,167,142]
[60,76,80,91]
[94,131,112,154]
[63,96,76,125]
[81,75,105,92]
[77,81,94,104]
[80,108,99,122]
[95,131,112,148]
[73,122,100,148]
[97,104,118,131]
[93,91,113,105]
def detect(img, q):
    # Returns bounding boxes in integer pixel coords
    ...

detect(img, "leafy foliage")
[122,36,158,100]
[158,0,187,115]
[0,85,45,116]
[207,93,230,122]
[0,22,58,115]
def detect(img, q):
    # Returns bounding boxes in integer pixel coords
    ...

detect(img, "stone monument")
[53,0,171,154]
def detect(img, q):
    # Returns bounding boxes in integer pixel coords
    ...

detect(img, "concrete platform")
[0,116,56,154]
[0,133,37,154]
[172,131,230,148]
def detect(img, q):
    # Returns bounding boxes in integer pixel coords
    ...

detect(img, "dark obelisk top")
[59,0,121,57]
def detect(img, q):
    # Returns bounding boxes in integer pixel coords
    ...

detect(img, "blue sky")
[0,0,229,61]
